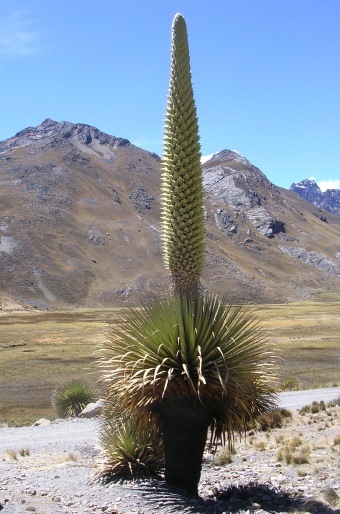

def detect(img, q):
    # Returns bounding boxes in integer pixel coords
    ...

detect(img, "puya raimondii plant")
[97,12,277,497]
[52,379,96,418]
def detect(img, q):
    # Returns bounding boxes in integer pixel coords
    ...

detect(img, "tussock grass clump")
[254,440,267,451]
[6,448,30,459]
[18,448,30,457]
[292,445,311,464]
[213,447,235,466]
[67,452,78,462]
[257,407,292,431]
[52,379,96,418]
[327,396,340,408]
[277,447,292,464]
[289,435,303,449]
[300,401,319,415]
[300,399,333,416]
[6,449,18,460]
[275,433,285,444]
[276,434,311,465]
[333,435,340,446]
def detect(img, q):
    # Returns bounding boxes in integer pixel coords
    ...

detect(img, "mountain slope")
[1,120,339,308]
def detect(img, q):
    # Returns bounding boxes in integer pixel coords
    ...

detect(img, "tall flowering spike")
[161,13,205,295]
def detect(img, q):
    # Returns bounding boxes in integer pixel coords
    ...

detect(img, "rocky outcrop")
[246,207,285,238]
[290,179,340,214]
[279,246,340,277]
[214,209,237,235]
[203,154,285,239]
[204,167,255,208]
[129,186,154,211]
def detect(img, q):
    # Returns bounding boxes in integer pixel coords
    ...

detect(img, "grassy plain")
[0,294,339,426]
[257,292,340,390]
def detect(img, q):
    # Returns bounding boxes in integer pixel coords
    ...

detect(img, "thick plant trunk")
[171,272,200,297]
[160,399,211,496]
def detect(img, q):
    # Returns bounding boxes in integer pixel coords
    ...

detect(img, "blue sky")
[1,0,339,191]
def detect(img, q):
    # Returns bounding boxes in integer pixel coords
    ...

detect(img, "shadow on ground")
[137,481,340,514]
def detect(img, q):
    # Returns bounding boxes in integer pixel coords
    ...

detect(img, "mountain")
[1,119,340,309]
[290,179,340,215]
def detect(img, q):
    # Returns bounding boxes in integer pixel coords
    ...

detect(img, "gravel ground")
[1,390,340,514]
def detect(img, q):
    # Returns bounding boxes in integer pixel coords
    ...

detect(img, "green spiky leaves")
[162,13,205,294]
[97,293,277,446]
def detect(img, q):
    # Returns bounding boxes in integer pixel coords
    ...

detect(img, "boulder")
[78,399,106,418]
[32,418,51,426]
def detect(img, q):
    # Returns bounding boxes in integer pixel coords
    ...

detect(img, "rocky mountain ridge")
[1,119,340,309]
[0,118,131,154]
[290,178,340,215]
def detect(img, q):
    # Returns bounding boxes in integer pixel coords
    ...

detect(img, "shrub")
[52,379,96,418]
[280,376,300,391]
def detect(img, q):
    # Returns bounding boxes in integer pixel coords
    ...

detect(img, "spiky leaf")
[97,293,277,445]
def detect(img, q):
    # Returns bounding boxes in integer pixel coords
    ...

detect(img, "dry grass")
[243,401,340,478]
[0,297,339,425]
[6,449,18,460]
[257,294,340,390]
[0,308,119,424]
[18,448,30,457]
[213,447,235,466]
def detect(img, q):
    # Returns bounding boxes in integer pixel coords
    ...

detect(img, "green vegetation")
[52,379,96,418]
[95,411,163,480]
[279,376,301,391]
